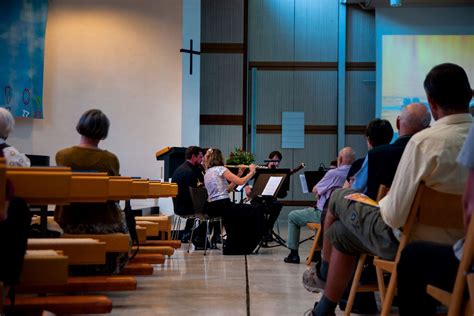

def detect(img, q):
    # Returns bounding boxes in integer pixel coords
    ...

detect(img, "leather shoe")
[283,254,300,264]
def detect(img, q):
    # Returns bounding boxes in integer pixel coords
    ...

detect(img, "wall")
[199,0,245,159]
[199,1,375,203]
[375,6,474,117]
[9,0,183,179]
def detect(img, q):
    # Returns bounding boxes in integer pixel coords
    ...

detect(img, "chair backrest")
[397,182,464,261]
[189,187,208,215]
[403,183,464,240]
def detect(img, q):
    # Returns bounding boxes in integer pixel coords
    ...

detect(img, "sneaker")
[302,263,326,293]
[283,253,300,264]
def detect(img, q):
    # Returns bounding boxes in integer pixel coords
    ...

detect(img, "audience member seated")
[351,118,393,195]
[308,63,472,316]
[304,103,431,313]
[397,114,474,315]
[0,108,30,167]
[0,108,32,297]
[342,119,393,190]
[283,147,355,264]
[55,109,129,275]
[203,148,264,255]
[353,103,431,200]
[171,146,204,242]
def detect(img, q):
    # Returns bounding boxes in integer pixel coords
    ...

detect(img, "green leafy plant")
[226,148,255,165]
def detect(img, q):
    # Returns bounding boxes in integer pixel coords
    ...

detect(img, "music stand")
[250,171,290,252]
[249,173,287,200]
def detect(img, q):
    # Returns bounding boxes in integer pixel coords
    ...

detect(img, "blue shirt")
[315,164,352,210]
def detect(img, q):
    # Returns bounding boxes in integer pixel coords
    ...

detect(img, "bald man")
[352,103,431,200]
[284,147,356,264]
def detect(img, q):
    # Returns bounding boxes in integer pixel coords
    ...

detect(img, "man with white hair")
[0,107,30,167]
[283,147,355,264]
[351,103,432,200]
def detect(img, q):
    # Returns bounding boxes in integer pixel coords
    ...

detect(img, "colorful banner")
[0,0,48,119]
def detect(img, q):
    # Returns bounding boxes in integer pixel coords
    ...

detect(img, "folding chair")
[373,183,464,316]
[187,187,223,256]
[344,184,389,315]
[427,215,474,316]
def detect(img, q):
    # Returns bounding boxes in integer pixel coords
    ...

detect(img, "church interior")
[1,0,474,315]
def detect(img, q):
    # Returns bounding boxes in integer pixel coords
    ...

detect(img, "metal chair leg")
[187,218,199,253]
[219,218,224,254]
[204,219,210,256]
[172,215,180,240]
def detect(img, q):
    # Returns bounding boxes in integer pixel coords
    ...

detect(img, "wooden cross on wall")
[180,39,200,75]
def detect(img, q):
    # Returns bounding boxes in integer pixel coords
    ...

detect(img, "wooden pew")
[4,295,112,314]
[62,233,130,253]
[6,167,71,205]
[135,220,160,237]
[20,250,68,286]
[141,239,182,249]
[27,238,106,265]
[132,246,174,257]
[2,168,183,313]
[136,215,172,240]
[5,251,113,314]
[8,169,175,272]
[120,263,154,276]
[136,225,147,243]
[17,276,137,294]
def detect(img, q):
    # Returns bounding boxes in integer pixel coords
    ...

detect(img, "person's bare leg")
[324,248,357,302]
[313,248,357,316]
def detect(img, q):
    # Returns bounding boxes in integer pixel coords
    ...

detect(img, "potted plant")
[226,148,255,166]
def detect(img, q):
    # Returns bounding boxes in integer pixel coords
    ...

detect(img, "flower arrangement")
[226,148,255,165]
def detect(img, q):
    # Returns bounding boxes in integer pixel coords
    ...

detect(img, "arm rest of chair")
[427,284,452,307]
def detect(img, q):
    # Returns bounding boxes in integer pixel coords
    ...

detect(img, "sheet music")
[262,176,283,196]
[300,174,309,194]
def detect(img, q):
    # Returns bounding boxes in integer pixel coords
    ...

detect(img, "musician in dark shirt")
[171,146,204,241]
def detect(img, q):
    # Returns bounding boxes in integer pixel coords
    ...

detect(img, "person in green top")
[55,109,129,275]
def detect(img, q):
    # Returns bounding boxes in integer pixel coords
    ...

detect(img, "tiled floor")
[107,220,376,315]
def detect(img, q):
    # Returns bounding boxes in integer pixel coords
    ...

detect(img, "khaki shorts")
[325,188,399,260]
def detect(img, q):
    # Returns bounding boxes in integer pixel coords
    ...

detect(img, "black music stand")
[250,171,290,253]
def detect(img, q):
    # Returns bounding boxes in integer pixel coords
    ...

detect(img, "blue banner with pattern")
[0,0,48,119]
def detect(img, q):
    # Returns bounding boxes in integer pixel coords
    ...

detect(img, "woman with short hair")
[0,108,30,167]
[55,109,129,274]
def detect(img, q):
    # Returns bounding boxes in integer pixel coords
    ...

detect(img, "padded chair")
[427,215,474,316]
[187,187,223,256]
[373,183,464,316]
